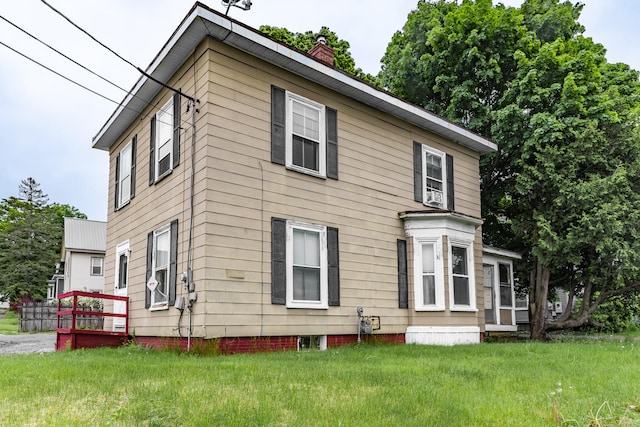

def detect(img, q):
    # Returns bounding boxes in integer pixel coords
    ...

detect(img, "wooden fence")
[20,302,104,332]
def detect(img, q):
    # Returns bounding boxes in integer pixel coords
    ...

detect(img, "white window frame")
[90,256,104,276]
[285,91,326,178]
[422,145,447,208]
[286,220,328,309]
[155,98,174,181]
[448,238,477,311]
[150,224,171,311]
[499,262,514,308]
[114,241,130,292]
[413,236,445,311]
[117,140,133,208]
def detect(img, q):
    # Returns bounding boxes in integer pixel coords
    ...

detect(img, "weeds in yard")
[1,341,640,426]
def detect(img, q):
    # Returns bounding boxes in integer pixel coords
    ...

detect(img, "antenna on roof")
[222,0,252,16]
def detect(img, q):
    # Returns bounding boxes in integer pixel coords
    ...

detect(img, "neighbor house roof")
[63,218,107,254]
[92,2,497,155]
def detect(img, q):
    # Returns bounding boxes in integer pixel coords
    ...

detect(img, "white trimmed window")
[422,145,447,207]
[449,240,476,311]
[155,98,174,179]
[115,136,136,210]
[286,92,326,177]
[118,142,132,207]
[90,257,104,276]
[151,225,170,310]
[413,237,445,310]
[286,220,328,309]
[499,263,513,307]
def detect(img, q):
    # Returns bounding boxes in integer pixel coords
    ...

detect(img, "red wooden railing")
[56,291,129,351]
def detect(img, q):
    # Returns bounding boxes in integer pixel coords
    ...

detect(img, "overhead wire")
[0,14,193,130]
[0,14,129,95]
[39,0,138,71]
[38,0,195,103]
[0,39,121,106]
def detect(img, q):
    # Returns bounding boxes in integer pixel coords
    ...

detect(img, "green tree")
[259,25,380,86]
[0,178,86,302]
[380,0,640,339]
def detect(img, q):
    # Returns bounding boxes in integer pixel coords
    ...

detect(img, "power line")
[38,0,195,103]
[0,39,182,130]
[0,39,120,106]
[0,14,129,95]
[39,0,138,71]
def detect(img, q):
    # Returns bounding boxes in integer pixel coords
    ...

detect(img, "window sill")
[149,304,169,311]
[285,165,326,180]
[115,200,131,211]
[449,307,478,312]
[153,168,173,185]
[286,301,328,310]
[414,306,446,312]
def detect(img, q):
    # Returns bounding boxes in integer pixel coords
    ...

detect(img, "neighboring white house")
[47,218,107,299]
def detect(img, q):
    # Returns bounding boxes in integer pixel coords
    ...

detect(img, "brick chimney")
[308,35,334,66]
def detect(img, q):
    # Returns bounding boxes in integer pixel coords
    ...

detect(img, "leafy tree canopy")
[0,178,86,302]
[259,25,380,86]
[380,0,640,338]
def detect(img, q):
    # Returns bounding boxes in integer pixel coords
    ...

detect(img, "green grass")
[1,340,640,426]
[0,311,20,335]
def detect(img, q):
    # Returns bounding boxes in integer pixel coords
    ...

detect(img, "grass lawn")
[1,340,639,426]
[0,311,19,335]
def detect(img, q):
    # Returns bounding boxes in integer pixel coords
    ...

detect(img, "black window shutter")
[114,153,120,211]
[413,142,423,203]
[145,231,153,308]
[169,219,178,306]
[271,217,286,304]
[172,93,181,169]
[149,116,156,185]
[327,226,340,306]
[130,136,137,199]
[397,239,408,309]
[271,86,286,165]
[326,107,338,180]
[446,153,455,211]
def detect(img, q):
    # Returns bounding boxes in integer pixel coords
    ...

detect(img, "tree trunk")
[529,260,550,341]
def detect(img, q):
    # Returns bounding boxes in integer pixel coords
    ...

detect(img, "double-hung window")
[91,257,104,276]
[271,86,338,180]
[413,237,445,310]
[499,263,513,307]
[422,145,446,207]
[156,99,174,178]
[288,221,327,307]
[149,93,181,184]
[287,93,325,176]
[413,142,454,210]
[449,240,476,311]
[271,217,340,309]
[114,137,136,210]
[146,220,178,310]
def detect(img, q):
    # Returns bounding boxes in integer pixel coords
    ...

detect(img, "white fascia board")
[482,245,522,260]
[92,4,497,155]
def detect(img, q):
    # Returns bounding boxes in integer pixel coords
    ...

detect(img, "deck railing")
[56,291,129,351]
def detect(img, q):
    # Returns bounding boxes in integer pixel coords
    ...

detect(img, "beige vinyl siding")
[104,37,486,339]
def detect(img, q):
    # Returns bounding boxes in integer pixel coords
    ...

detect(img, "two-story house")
[48,218,106,300]
[92,2,499,352]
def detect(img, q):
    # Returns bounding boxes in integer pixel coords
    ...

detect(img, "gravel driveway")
[0,333,56,355]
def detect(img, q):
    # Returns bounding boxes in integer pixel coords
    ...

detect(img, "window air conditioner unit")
[554,302,563,313]
[426,190,443,204]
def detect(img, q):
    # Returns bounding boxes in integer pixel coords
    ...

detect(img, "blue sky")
[0,0,638,221]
